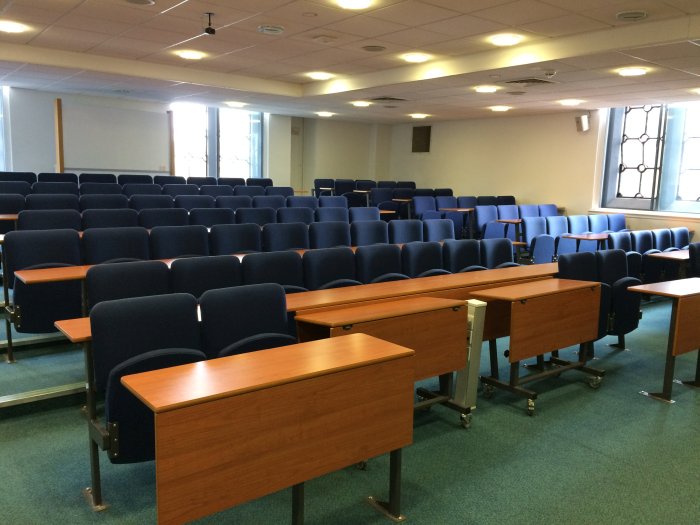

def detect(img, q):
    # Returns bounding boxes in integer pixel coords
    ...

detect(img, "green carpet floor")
[1,300,698,524]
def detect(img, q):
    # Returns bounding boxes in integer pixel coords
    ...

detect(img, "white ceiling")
[0,0,699,122]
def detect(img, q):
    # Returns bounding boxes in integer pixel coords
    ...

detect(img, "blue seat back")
[174,195,215,211]
[129,194,173,210]
[236,207,276,226]
[518,204,539,218]
[82,226,150,264]
[241,251,306,293]
[309,221,351,248]
[122,183,161,196]
[319,196,347,208]
[162,184,199,197]
[350,220,388,246]
[86,260,170,308]
[286,196,318,209]
[355,244,407,284]
[82,209,139,229]
[149,225,209,259]
[25,194,79,210]
[79,182,122,195]
[538,204,558,217]
[278,207,315,225]
[349,207,380,222]
[17,210,81,231]
[262,222,309,251]
[588,214,609,233]
[303,247,360,290]
[189,208,235,227]
[423,219,455,242]
[138,208,188,228]
[215,195,252,211]
[401,241,449,278]
[170,255,242,298]
[32,181,79,195]
[79,194,129,210]
[316,207,348,222]
[209,223,261,254]
[442,239,482,273]
[253,195,286,209]
[388,219,423,243]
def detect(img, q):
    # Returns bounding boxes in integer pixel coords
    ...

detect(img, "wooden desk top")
[496,218,522,224]
[55,263,558,343]
[122,333,414,413]
[469,278,598,302]
[55,317,91,343]
[439,208,473,212]
[561,232,609,241]
[647,250,689,261]
[286,262,558,312]
[628,277,700,298]
[15,258,177,284]
[0,214,18,221]
[392,198,412,202]
[295,296,463,327]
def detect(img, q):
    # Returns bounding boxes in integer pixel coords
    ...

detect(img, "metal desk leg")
[368,449,405,522]
[681,349,700,388]
[640,300,678,403]
[292,483,304,525]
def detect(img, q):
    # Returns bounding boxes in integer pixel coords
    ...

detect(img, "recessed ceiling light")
[0,20,30,33]
[474,85,500,93]
[692,88,700,95]
[489,106,512,112]
[409,113,429,119]
[257,24,285,35]
[351,101,372,107]
[616,10,647,22]
[126,0,156,5]
[400,52,431,63]
[316,111,335,117]
[487,33,524,47]
[558,99,585,106]
[362,45,386,52]
[617,66,648,77]
[174,49,206,60]
[225,101,248,108]
[306,71,334,80]
[337,0,372,9]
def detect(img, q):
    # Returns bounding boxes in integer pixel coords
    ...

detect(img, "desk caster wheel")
[503,349,510,358]
[356,461,368,471]
[526,399,535,416]
[482,384,495,399]
[460,413,472,429]
[588,376,602,389]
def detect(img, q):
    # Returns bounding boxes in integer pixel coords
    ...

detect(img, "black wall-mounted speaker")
[412,126,431,152]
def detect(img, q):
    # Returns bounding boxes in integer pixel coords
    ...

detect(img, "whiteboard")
[62,103,169,172]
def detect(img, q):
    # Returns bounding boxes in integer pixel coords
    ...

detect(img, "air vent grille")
[504,78,555,86]
[370,96,406,102]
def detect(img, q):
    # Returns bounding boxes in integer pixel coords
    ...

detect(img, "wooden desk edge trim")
[121,349,415,413]
[295,300,465,327]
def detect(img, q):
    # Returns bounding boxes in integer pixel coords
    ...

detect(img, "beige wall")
[387,111,700,233]
[388,111,601,215]
[301,118,391,193]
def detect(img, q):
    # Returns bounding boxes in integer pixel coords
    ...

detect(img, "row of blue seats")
[13,207,396,230]
[11,217,460,254]
[85,284,297,497]
[0,194,381,215]
[4,229,519,342]
[522,226,691,281]
[0,171,269,187]
[0,181,293,198]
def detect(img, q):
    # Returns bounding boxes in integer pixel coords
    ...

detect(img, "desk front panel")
[297,306,466,381]
[673,294,700,356]
[154,355,414,525]
[509,285,600,363]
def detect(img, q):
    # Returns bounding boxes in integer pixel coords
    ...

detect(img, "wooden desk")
[496,218,522,243]
[288,263,558,315]
[647,249,689,278]
[122,333,415,525]
[296,296,484,426]
[470,279,603,415]
[561,232,609,251]
[296,297,465,380]
[628,278,700,403]
[392,198,412,218]
[353,189,371,206]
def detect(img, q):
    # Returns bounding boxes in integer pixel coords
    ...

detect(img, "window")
[601,103,700,213]
[170,103,262,180]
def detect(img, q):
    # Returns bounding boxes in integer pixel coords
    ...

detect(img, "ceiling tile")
[520,14,612,37]
[368,1,462,26]
[472,0,571,26]
[325,14,409,38]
